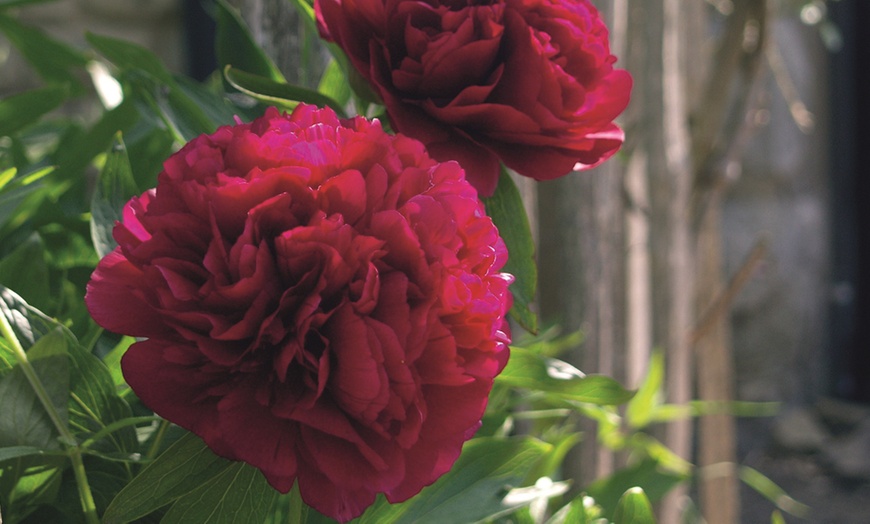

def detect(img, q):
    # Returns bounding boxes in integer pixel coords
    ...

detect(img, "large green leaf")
[224,66,347,117]
[90,134,138,258]
[481,167,538,334]
[0,328,70,450]
[612,487,656,524]
[66,335,137,455]
[0,85,69,137]
[498,346,634,405]
[102,432,235,523]
[358,436,552,524]
[161,462,278,524]
[215,0,285,82]
[0,13,88,90]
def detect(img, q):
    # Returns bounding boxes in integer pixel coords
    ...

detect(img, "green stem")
[145,418,171,461]
[0,313,100,524]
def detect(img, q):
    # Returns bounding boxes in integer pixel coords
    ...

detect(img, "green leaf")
[0,85,69,137]
[318,59,352,108]
[161,462,278,524]
[625,352,664,429]
[51,98,140,188]
[739,466,810,518]
[0,445,45,463]
[612,487,656,524]
[584,459,686,519]
[481,167,538,333]
[173,75,242,129]
[90,134,138,258]
[102,432,236,523]
[497,346,634,405]
[359,436,552,524]
[224,66,347,117]
[0,13,88,90]
[215,0,285,82]
[86,32,174,85]
[0,286,61,351]
[0,179,40,234]
[87,33,219,141]
[0,232,51,312]
[0,328,70,450]
[66,336,137,454]
[546,494,601,524]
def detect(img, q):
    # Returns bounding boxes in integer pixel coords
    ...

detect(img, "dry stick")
[766,38,815,134]
[691,238,769,347]
[690,3,770,523]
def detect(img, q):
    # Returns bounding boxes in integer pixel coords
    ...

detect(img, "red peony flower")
[86,105,511,522]
[316,0,632,196]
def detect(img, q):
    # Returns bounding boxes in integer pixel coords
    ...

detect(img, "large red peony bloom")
[316,0,632,196]
[86,105,511,522]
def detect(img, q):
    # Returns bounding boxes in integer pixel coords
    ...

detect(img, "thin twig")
[766,37,815,134]
[690,237,769,347]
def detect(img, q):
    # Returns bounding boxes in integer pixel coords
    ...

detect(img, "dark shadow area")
[829,0,870,402]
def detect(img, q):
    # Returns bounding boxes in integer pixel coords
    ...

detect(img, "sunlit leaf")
[625,351,664,429]
[739,465,810,518]
[87,33,220,141]
[482,167,538,333]
[86,32,174,85]
[318,59,352,108]
[0,286,61,351]
[612,487,656,524]
[358,436,552,524]
[498,346,634,405]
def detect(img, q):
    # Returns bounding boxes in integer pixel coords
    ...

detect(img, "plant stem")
[0,313,100,524]
[145,418,171,461]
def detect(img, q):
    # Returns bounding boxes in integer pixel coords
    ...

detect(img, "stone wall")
[724,14,831,407]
